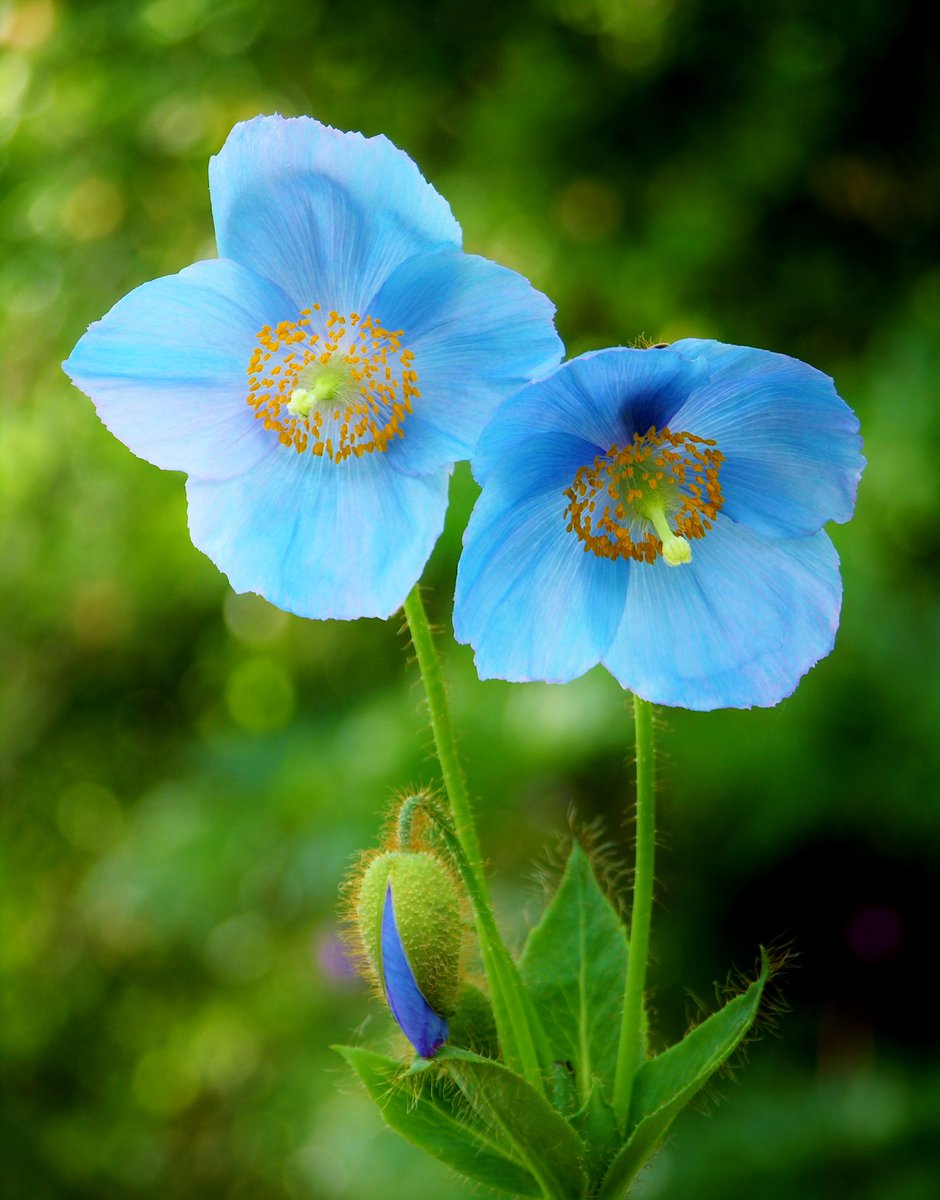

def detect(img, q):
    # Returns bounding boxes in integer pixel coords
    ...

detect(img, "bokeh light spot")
[205,913,274,983]
[224,591,288,648]
[556,178,623,242]
[133,1046,200,1115]
[69,578,134,647]
[226,657,295,731]
[57,783,123,852]
[0,0,57,50]
[59,177,125,242]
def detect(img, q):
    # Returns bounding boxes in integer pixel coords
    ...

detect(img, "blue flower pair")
[65,115,864,712]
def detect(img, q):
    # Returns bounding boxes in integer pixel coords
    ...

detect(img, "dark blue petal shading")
[602,518,842,710]
[209,116,461,316]
[381,885,449,1059]
[470,347,709,484]
[457,343,862,709]
[454,433,629,682]
[670,339,865,538]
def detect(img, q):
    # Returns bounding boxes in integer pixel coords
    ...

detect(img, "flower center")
[563,426,725,566]
[245,307,419,462]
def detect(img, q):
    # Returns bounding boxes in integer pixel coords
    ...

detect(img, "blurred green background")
[2,0,938,1196]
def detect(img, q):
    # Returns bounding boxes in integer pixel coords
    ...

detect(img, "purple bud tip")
[381,884,449,1058]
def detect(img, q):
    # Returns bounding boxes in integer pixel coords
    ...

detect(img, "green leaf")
[335,1046,541,1197]
[519,842,632,1107]
[441,1048,587,1200]
[548,1059,579,1117]
[596,953,770,1200]
[570,1083,621,1188]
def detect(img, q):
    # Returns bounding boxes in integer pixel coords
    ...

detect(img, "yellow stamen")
[564,426,724,564]
[245,309,419,463]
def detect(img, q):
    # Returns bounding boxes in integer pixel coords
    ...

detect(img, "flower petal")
[365,250,563,474]
[186,447,450,620]
[670,339,864,537]
[602,517,842,710]
[381,885,449,1059]
[64,259,297,480]
[454,433,629,682]
[471,347,710,483]
[209,115,461,315]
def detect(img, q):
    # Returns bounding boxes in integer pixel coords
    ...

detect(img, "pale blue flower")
[64,116,562,619]
[454,342,865,710]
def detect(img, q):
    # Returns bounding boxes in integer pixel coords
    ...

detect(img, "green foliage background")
[2,0,938,1196]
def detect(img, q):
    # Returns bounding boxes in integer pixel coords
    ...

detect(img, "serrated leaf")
[441,1048,587,1199]
[570,1083,621,1188]
[519,843,632,1106]
[596,954,770,1200]
[335,1045,541,1197]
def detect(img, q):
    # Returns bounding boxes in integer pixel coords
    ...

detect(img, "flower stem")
[402,585,549,1092]
[403,586,484,881]
[613,695,656,1123]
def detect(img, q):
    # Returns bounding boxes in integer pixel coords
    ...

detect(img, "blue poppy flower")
[381,884,449,1059]
[63,116,562,620]
[454,342,865,710]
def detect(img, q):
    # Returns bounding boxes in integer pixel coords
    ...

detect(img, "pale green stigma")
[645,501,693,567]
[287,365,349,418]
[247,310,418,462]
[564,426,724,564]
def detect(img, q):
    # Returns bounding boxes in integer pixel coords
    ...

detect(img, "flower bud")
[355,850,462,1057]
[448,982,499,1059]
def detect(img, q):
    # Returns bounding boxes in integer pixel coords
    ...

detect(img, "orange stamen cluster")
[246,306,419,462]
[564,426,725,562]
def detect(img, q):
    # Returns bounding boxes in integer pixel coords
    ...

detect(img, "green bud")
[447,982,499,1059]
[355,850,462,1017]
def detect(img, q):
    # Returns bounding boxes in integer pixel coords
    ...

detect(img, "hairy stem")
[613,695,656,1122]
[403,587,484,880]
[402,586,549,1091]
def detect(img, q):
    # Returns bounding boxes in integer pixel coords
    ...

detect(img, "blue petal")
[368,250,563,474]
[381,884,449,1059]
[454,433,629,682]
[670,339,864,538]
[471,347,709,483]
[64,259,297,479]
[186,447,450,620]
[602,517,843,710]
[209,115,462,315]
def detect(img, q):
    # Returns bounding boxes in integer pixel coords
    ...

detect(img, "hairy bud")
[354,850,462,1057]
